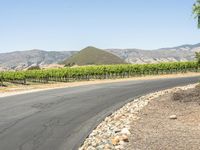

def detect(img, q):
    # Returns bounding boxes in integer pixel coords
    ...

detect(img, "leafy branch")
[193,0,200,28]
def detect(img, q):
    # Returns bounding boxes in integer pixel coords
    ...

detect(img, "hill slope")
[105,43,200,64]
[1,43,200,71]
[0,49,76,70]
[62,46,126,66]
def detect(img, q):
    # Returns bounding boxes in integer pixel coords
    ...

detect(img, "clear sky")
[0,0,200,52]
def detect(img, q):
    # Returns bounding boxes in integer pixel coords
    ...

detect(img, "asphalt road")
[0,76,199,150]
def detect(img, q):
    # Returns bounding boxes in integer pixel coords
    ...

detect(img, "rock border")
[79,83,198,150]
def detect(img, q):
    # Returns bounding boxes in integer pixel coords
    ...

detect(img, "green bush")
[195,52,200,64]
[27,66,41,70]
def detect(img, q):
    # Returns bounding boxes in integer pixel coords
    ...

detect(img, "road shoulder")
[79,83,198,150]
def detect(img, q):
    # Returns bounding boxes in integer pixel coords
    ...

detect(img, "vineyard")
[0,62,199,86]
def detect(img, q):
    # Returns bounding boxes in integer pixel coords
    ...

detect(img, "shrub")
[195,52,200,64]
[27,66,41,70]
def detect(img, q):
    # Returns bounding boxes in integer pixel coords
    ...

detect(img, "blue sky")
[0,0,200,52]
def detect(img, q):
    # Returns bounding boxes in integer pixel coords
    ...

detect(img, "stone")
[169,115,177,119]
[87,146,96,150]
[120,135,129,142]
[111,136,120,145]
[104,144,112,149]
[119,140,126,145]
[114,129,121,133]
[91,141,97,147]
[97,144,105,149]
[115,145,124,150]
[121,128,131,135]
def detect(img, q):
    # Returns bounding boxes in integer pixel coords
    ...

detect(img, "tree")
[196,52,200,64]
[193,0,200,28]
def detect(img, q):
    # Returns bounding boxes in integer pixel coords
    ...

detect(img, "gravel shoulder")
[127,84,200,150]
[80,83,199,150]
[1,72,200,98]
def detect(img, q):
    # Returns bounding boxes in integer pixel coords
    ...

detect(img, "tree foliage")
[196,52,200,64]
[193,0,200,28]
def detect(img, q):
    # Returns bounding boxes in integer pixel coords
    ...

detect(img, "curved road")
[0,76,199,150]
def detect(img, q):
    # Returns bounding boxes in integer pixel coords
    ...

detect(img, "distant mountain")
[0,49,76,70]
[1,43,200,71]
[105,43,200,64]
[62,46,126,66]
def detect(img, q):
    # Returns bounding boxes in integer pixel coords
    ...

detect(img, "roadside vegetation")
[193,0,200,88]
[196,52,200,64]
[193,0,200,28]
[27,66,41,70]
[0,61,199,86]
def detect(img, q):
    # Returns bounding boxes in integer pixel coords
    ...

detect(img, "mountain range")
[0,43,200,70]
[0,50,76,70]
[105,43,200,64]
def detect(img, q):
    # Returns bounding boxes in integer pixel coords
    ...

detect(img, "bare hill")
[0,49,76,70]
[105,43,200,64]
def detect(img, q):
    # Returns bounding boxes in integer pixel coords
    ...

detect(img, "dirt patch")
[79,84,197,150]
[173,85,200,103]
[127,85,200,150]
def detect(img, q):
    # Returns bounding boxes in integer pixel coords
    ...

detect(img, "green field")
[0,61,199,86]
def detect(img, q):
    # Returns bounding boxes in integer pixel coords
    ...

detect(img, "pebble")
[121,128,131,135]
[120,135,129,142]
[111,136,120,145]
[169,115,177,120]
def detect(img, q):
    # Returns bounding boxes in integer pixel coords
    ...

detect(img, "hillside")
[1,43,200,71]
[0,49,76,70]
[62,46,126,66]
[105,43,200,64]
